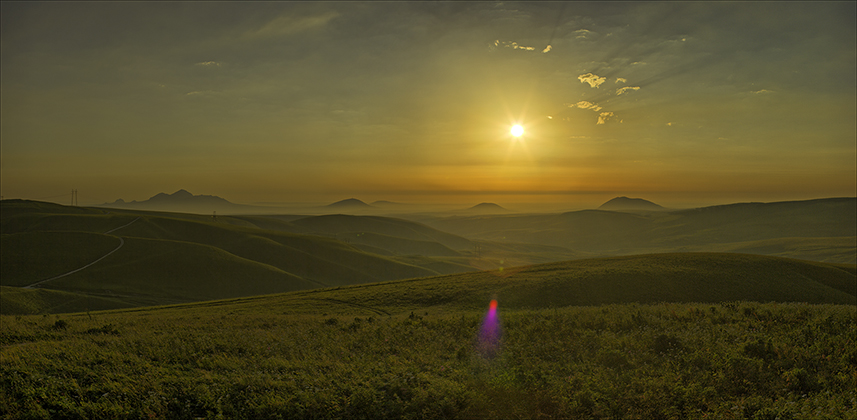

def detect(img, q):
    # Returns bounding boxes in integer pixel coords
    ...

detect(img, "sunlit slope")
[422,198,856,263]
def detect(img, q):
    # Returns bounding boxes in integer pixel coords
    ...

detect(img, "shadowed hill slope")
[2,201,472,314]
[286,214,474,251]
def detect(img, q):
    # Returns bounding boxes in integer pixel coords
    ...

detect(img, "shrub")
[743,338,776,361]
[652,334,683,354]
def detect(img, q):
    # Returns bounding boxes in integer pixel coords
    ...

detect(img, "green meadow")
[2,252,856,419]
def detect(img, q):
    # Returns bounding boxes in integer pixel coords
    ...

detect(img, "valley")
[1,197,854,315]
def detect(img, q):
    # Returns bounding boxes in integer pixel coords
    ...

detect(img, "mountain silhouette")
[598,196,664,211]
[101,190,235,213]
[326,198,373,209]
[466,202,507,213]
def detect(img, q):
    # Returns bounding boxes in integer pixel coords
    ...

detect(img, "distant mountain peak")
[598,196,663,211]
[149,189,210,202]
[466,202,507,213]
[326,198,373,208]
[171,189,193,198]
[101,190,233,208]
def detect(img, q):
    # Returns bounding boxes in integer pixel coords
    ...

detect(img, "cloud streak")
[242,11,338,40]
[573,101,602,112]
[616,86,640,95]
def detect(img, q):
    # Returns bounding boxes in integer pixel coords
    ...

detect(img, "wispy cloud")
[572,101,602,112]
[574,29,593,39]
[243,11,338,40]
[578,73,606,88]
[542,45,552,53]
[195,61,221,67]
[615,78,627,84]
[752,89,774,94]
[185,90,219,98]
[495,40,536,51]
[616,86,640,95]
[597,112,615,125]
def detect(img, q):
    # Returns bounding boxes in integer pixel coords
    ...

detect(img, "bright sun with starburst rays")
[510,124,524,137]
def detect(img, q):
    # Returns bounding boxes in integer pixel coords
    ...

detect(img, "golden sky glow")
[1,2,855,208]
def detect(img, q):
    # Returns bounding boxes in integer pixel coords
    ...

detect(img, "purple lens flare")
[478,299,501,358]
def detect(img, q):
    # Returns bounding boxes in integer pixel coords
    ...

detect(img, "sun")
[510,124,524,137]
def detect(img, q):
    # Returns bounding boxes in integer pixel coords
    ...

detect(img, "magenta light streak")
[478,299,501,358]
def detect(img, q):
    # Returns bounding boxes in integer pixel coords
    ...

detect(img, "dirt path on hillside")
[22,217,141,289]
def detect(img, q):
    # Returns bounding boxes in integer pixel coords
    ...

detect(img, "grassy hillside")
[683,236,857,264]
[267,253,856,315]
[1,252,855,419]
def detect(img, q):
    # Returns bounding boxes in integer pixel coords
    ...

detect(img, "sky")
[2,1,855,209]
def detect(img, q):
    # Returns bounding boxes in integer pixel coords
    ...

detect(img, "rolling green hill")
[2,200,472,314]
[287,214,475,250]
[1,231,121,286]
[420,197,857,263]
[0,286,135,314]
[3,198,854,315]
[259,252,856,316]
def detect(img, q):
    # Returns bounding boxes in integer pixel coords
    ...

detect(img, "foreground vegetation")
[2,298,855,419]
